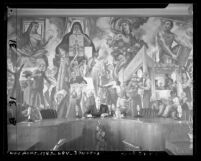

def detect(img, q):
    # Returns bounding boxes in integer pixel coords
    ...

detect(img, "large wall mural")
[7,13,193,120]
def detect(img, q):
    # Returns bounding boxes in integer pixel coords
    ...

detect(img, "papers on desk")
[86,114,92,118]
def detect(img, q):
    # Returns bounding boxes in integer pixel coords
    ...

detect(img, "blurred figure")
[180,92,191,121]
[55,89,68,119]
[84,91,98,117]
[116,89,129,117]
[182,72,192,107]
[66,88,77,119]
[70,71,87,84]
[30,61,51,108]
[140,73,151,109]
[157,20,177,64]
[162,91,181,119]
[7,64,24,104]
[157,99,167,116]
[107,87,118,115]
[80,91,87,116]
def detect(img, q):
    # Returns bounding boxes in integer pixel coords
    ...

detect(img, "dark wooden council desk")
[7,118,193,154]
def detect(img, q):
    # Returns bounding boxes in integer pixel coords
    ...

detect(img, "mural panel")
[7,10,193,122]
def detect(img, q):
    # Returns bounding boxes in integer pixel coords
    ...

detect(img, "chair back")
[40,109,57,119]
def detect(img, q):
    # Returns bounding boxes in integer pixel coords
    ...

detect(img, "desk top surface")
[8,117,192,128]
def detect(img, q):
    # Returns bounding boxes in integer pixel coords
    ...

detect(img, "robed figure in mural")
[9,21,52,68]
[54,22,96,118]
[19,22,52,56]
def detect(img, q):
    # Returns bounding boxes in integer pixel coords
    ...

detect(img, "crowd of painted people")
[7,65,193,123]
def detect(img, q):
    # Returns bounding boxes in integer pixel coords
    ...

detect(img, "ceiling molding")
[14,4,192,16]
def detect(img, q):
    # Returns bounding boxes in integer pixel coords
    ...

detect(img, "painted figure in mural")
[107,87,118,114]
[54,22,96,118]
[70,71,87,85]
[140,73,151,109]
[110,19,148,83]
[66,88,78,119]
[18,22,52,56]
[54,22,96,67]
[157,20,191,65]
[162,91,181,119]
[80,91,87,115]
[43,67,58,109]
[21,70,34,105]
[157,20,176,64]
[111,19,147,52]
[55,89,68,119]
[181,72,192,108]
[8,40,21,68]
[116,89,129,117]
[56,49,70,92]
[30,60,51,108]
[84,91,98,117]
[9,22,52,68]
[99,61,113,86]
[127,74,142,116]
[7,64,24,104]
[75,87,83,118]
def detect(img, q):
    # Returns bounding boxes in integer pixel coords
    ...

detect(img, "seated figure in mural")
[18,22,52,56]
[9,21,52,68]
[157,20,191,65]
[162,91,182,119]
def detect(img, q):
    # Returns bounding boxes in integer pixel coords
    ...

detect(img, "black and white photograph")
[6,4,193,155]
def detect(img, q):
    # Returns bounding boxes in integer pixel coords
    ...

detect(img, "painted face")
[71,72,76,79]
[9,102,16,109]
[39,63,46,71]
[164,21,173,31]
[186,28,193,38]
[57,94,63,104]
[122,23,130,35]
[73,24,81,34]
[32,23,39,33]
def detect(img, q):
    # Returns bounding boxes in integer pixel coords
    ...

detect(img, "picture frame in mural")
[22,19,45,41]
